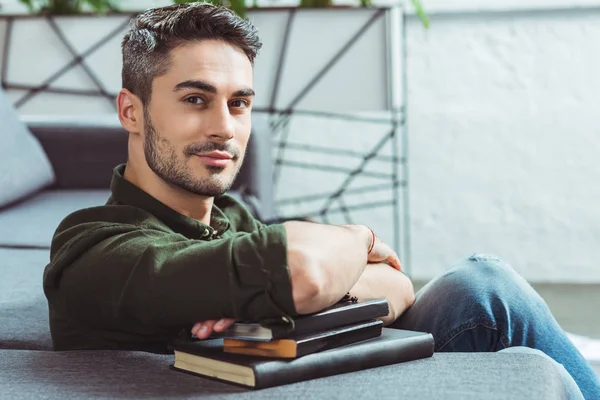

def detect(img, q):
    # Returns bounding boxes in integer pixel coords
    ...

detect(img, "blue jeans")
[389,254,600,400]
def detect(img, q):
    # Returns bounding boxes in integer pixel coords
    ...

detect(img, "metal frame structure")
[1,14,131,109]
[250,7,411,273]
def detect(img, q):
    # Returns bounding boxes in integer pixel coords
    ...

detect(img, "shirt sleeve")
[44,222,296,332]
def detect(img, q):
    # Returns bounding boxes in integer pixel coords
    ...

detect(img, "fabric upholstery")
[0,190,110,249]
[25,115,127,190]
[0,89,55,208]
[0,249,52,350]
[0,350,569,399]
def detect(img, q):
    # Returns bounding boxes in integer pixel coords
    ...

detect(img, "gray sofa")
[0,116,572,399]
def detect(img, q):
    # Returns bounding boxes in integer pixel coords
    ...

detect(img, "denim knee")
[448,253,533,297]
[446,253,548,306]
[443,253,552,335]
[398,253,554,352]
[464,253,518,280]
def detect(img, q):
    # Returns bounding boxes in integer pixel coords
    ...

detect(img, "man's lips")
[194,151,234,167]
[200,151,233,160]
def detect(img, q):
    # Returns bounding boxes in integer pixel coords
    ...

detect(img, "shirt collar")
[109,164,231,239]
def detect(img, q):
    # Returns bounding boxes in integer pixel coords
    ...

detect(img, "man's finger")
[191,321,206,336]
[192,320,217,339]
[387,254,402,271]
[213,318,236,332]
[394,255,403,271]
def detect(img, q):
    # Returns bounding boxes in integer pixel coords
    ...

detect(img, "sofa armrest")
[23,115,127,190]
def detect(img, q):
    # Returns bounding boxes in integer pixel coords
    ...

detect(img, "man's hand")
[343,224,402,271]
[368,234,402,271]
[191,318,235,340]
[349,263,414,325]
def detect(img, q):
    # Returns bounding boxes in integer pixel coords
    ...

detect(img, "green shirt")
[43,164,295,353]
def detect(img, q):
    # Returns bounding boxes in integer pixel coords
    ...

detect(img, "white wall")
[406,8,600,283]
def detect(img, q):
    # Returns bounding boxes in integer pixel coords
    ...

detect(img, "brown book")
[223,320,383,359]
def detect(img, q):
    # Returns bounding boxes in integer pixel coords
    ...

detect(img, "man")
[43,3,599,399]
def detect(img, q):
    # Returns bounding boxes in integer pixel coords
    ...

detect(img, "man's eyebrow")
[173,80,255,97]
[233,88,255,97]
[174,80,216,93]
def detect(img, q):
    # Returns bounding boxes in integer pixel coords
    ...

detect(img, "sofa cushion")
[0,89,55,208]
[24,115,127,190]
[0,351,569,399]
[0,189,110,249]
[0,248,52,350]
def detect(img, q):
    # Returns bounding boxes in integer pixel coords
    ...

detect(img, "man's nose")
[206,103,235,141]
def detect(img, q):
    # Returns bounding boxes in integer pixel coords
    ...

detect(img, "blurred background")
[0,0,598,368]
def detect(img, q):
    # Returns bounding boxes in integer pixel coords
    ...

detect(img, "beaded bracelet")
[341,292,359,303]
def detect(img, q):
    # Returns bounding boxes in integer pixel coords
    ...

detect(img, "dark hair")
[121,2,262,106]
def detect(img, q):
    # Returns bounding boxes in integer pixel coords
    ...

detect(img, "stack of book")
[170,298,435,389]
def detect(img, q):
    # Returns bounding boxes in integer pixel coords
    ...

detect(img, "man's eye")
[185,96,204,105]
[230,100,249,108]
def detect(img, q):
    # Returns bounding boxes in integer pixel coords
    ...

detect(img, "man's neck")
[123,162,214,225]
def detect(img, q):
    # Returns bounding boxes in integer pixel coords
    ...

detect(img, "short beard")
[143,108,242,197]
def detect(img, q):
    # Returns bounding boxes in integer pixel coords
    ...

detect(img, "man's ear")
[117,89,143,135]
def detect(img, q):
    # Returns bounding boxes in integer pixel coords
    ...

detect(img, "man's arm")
[46,218,399,336]
[193,223,403,339]
[283,221,397,314]
[349,263,415,325]
[197,261,414,337]
[45,224,295,331]
[194,222,378,339]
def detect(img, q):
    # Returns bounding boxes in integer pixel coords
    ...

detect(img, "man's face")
[143,40,254,197]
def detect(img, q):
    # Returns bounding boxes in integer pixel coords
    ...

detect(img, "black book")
[171,328,435,389]
[223,319,383,358]
[208,298,389,341]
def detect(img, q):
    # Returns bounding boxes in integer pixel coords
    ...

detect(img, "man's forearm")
[284,221,371,314]
[349,263,415,325]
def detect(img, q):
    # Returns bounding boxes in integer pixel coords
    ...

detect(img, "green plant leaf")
[411,0,430,29]
[299,0,332,7]
[172,0,246,18]
[19,0,118,14]
[46,0,81,14]
[228,0,246,18]
[86,0,118,13]
[18,0,36,12]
